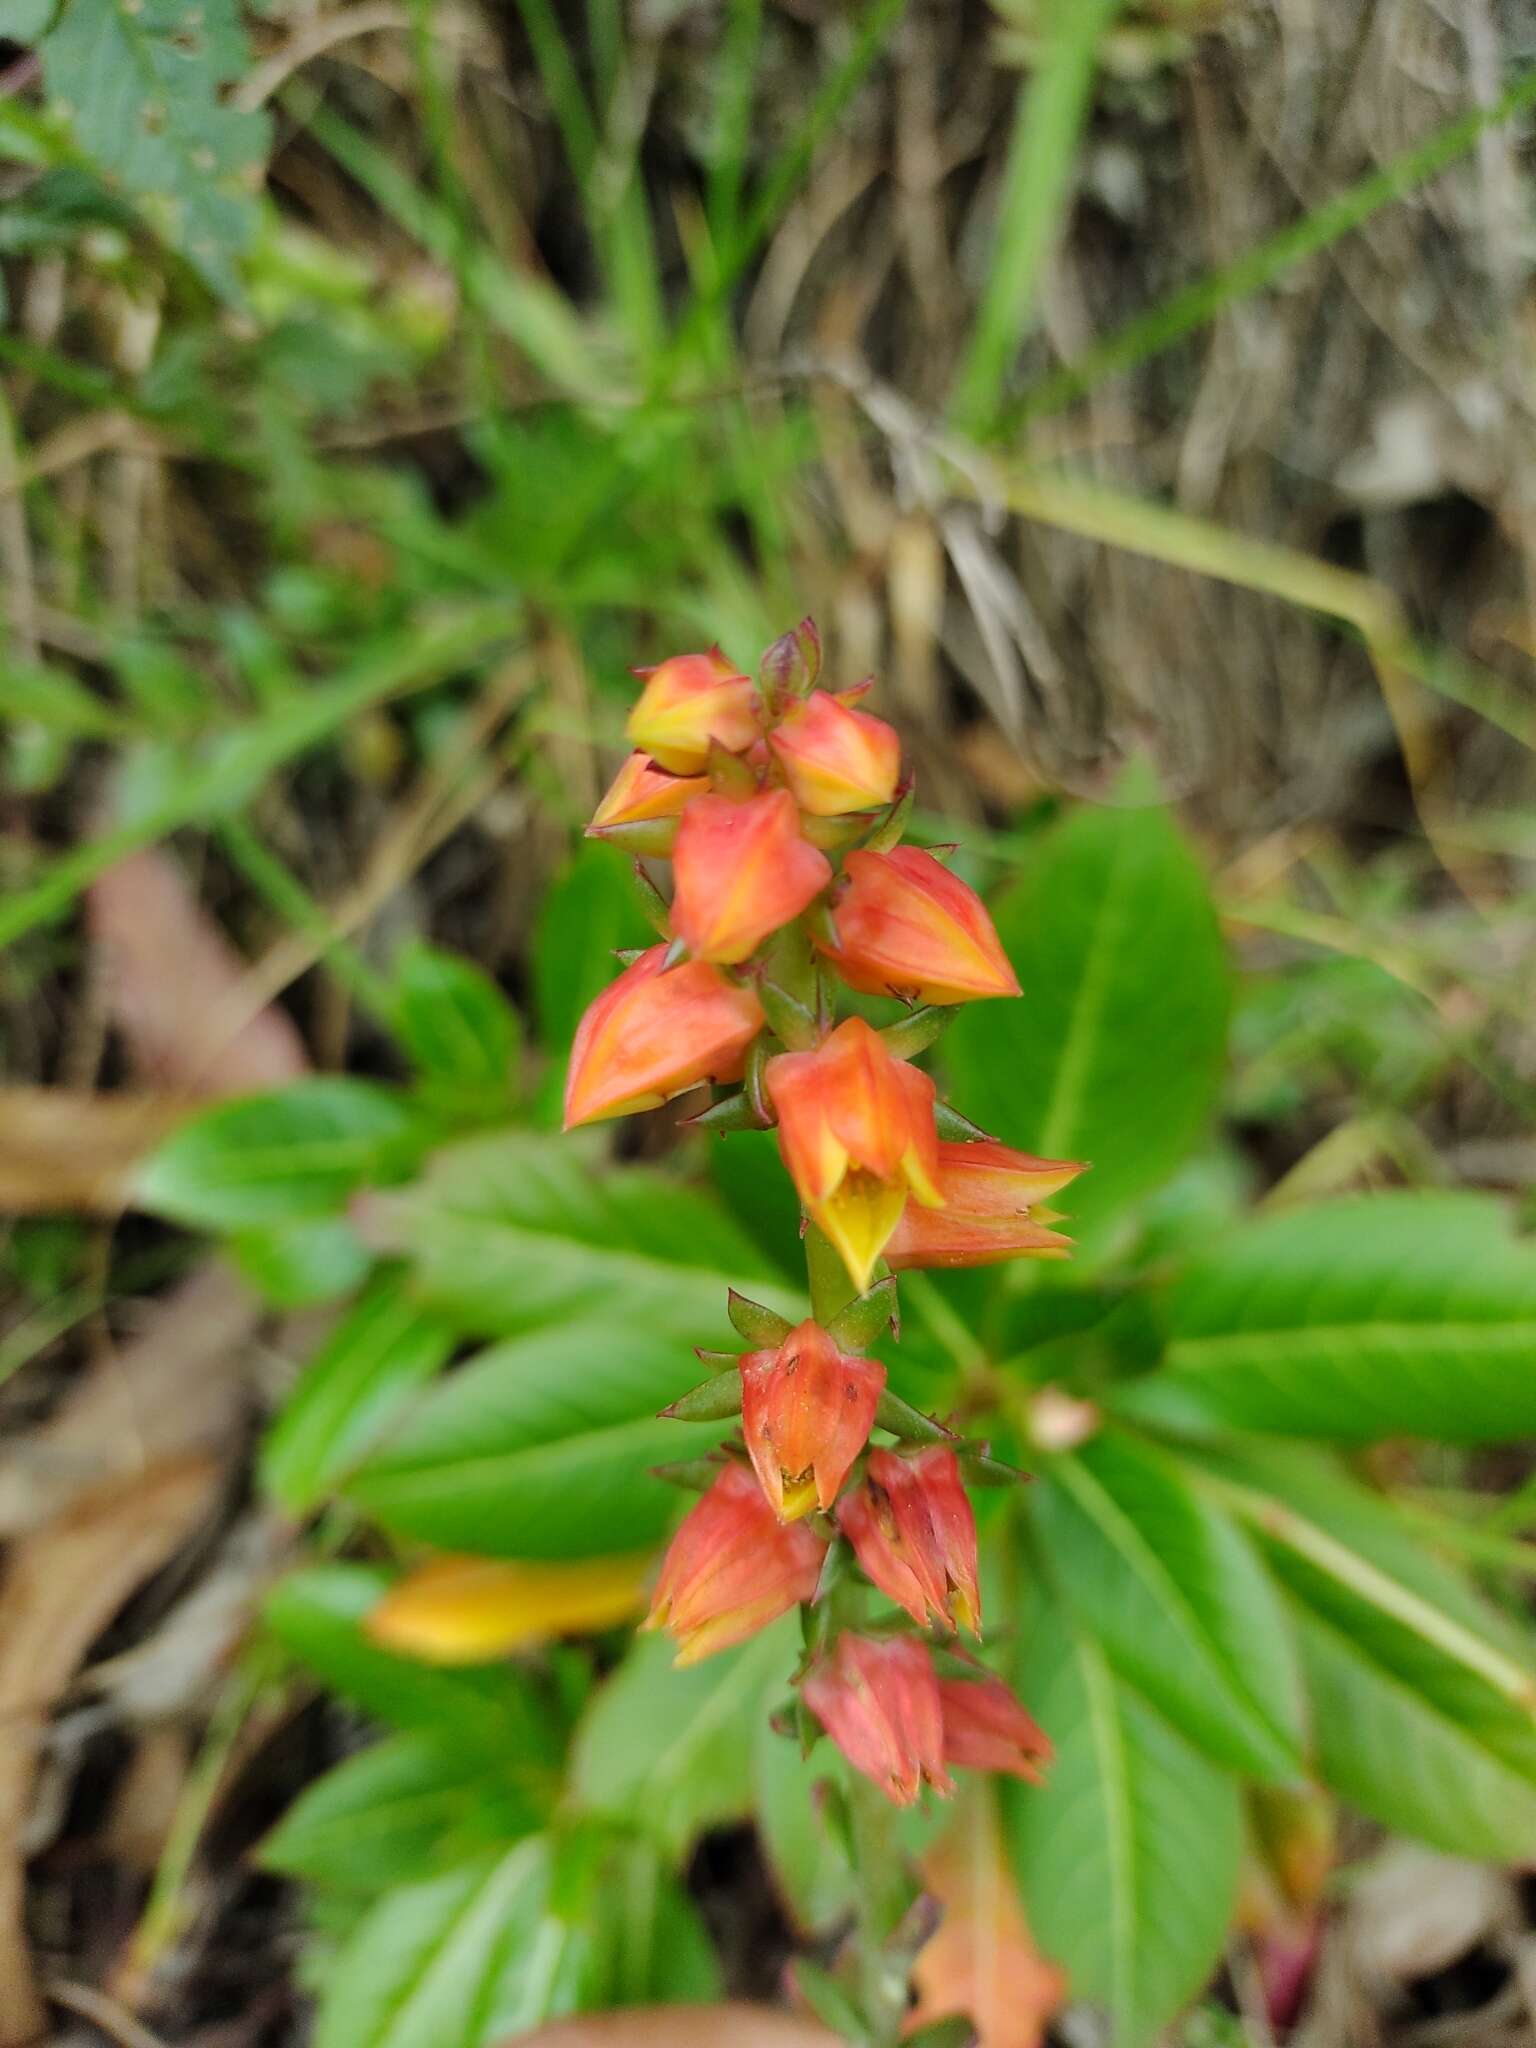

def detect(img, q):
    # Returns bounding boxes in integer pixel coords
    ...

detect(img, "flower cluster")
[565,622,1080,1807]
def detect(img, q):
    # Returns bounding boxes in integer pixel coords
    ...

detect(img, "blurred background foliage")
[4,1,1536,2044]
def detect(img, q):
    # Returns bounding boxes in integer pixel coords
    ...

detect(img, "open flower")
[671,790,832,965]
[563,945,764,1128]
[938,1670,1053,1783]
[802,1633,952,1806]
[644,1463,825,1665]
[884,1139,1084,1269]
[587,751,709,836]
[767,688,901,817]
[626,649,760,773]
[816,847,1020,1005]
[741,1319,885,1520]
[766,1017,942,1291]
[836,1444,980,1633]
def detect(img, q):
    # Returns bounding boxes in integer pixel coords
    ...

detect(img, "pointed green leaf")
[1004,1587,1241,2047]
[1190,1445,1536,1860]
[392,941,521,1098]
[1032,1432,1305,1781]
[944,803,1228,1226]
[259,1733,541,1894]
[346,1322,736,1558]
[137,1079,422,1231]
[261,1272,455,1514]
[1121,1193,1536,1445]
[571,1622,797,1854]
[364,1131,799,1344]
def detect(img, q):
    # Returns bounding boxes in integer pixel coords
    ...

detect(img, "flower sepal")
[583,815,684,858]
[874,1386,958,1446]
[760,614,822,713]
[683,1086,770,1134]
[658,1366,744,1422]
[824,1275,899,1352]
[878,1005,958,1059]
[727,1290,795,1346]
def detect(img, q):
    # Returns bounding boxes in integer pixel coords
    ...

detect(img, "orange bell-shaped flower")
[816,846,1020,1005]
[741,1319,885,1520]
[765,1016,942,1290]
[588,750,709,835]
[938,1670,1053,1783]
[802,1632,952,1806]
[671,789,832,965]
[767,689,901,817]
[883,1138,1084,1269]
[836,1444,980,1634]
[562,944,764,1128]
[643,1462,825,1665]
[626,649,760,773]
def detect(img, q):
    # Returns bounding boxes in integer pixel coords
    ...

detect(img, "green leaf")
[392,941,521,1100]
[363,1129,799,1344]
[944,801,1229,1228]
[571,1623,797,1854]
[230,1213,373,1308]
[1189,1445,1536,1861]
[137,1079,423,1231]
[39,0,270,301]
[313,1839,587,2048]
[1004,1586,1242,2047]
[1032,1432,1305,1781]
[533,842,652,1119]
[753,1711,855,1935]
[259,1733,542,1895]
[346,1320,735,1559]
[578,1834,724,2008]
[1119,1192,1536,1445]
[261,1272,456,1515]
[263,1565,563,1790]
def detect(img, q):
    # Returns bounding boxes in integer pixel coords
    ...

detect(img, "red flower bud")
[765,1017,942,1291]
[938,1670,1052,1783]
[767,689,901,817]
[741,1319,885,1520]
[816,847,1020,1005]
[671,789,833,965]
[588,751,709,834]
[563,945,764,1129]
[837,1444,980,1634]
[884,1139,1085,1269]
[644,1463,825,1666]
[626,649,760,773]
[802,1632,952,1806]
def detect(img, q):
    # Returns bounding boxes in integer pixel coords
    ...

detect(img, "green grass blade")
[949,0,1123,437]
[1008,61,1536,427]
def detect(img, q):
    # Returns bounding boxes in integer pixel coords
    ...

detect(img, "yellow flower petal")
[366,1552,652,1665]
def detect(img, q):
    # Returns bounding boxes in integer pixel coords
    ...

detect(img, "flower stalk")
[565,620,1088,2038]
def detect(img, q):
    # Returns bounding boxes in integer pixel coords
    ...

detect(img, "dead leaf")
[0,1085,186,1215]
[366,1552,653,1665]
[0,1262,255,1539]
[87,848,309,1096]
[506,2009,838,2047]
[0,1454,223,2045]
[907,1783,1065,2048]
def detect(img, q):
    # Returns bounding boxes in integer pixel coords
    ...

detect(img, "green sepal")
[648,1456,725,1492]
[826,1277,899,1353]
[802,811,877,852]
[584,816,680,857]
[860,781,913,853]
[706,738,758,799]
[906,2018,978,2048]
[792,1959,869,2043]
[629,859,672,936]
[934,1099,994,1142]
[684,1089,762,1133]
[760,615,821,711]
[756,977,818,1050]
[806,896,843,950]
[613,947,648,967]
[727,1290,794,1346]
[661,934,689,969]
[956,1441,1029,1486]
[744,1035,772,1125]
[658,1368,743,1423]
[879,1005,957,1058]
[874,1387,957,1445]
